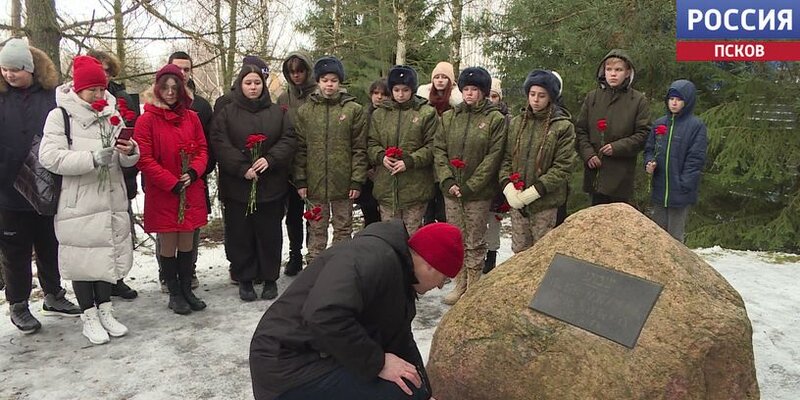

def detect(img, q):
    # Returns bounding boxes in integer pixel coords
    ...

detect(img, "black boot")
[178,251,206,311]
[239,281,257,302]
[111,279,138,299]
[10,301,41,333]
[161,256,191,315]
[261,280,278,300]
[284,251,303,276]
[483,250,497,274]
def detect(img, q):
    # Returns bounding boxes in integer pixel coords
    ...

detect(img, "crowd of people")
[1,37,707,399]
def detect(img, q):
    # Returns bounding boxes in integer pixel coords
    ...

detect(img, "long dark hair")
[155,73,191,111]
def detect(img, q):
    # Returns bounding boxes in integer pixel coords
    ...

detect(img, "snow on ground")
[1,226,798,399]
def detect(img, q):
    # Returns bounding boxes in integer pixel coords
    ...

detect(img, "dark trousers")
[72,281,113,311]
[0,210,63,303]
[423,185,446,225]
[555,185,570,227]
[225,199,284,282]
[591,193,629,206]
[355,179,381,226]
[276,366,429,400]
[285,188,305,256]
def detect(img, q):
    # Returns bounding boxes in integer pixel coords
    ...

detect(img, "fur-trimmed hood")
[0,45,59,93]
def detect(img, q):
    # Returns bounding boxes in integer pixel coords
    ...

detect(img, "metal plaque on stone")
[529,253,663,348]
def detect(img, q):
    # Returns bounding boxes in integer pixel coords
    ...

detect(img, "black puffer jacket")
[250,219,431,400]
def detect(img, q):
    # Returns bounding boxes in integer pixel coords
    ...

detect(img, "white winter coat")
[416,83,463,107]
[39,83,139,283]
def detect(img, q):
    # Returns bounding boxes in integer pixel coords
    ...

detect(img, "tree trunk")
[214,0,227,89]
[11,0,23,37]
[332,0,341,53]
[25,0,61,77]
[226,0,239,87]
[450,0,463,73]
[394,0,408,65]
[113,0,125,77]
[258,0,270,57]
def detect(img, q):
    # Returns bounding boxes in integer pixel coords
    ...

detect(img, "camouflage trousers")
[444,197,491,271]
[307,199,353,263]
[510,208,557,254]
[380,202,427,235]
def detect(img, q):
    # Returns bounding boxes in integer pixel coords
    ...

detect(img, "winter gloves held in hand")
[92,147,114,167]
[503,182,541,209]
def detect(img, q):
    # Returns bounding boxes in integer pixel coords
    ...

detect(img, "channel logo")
[676,0,800,61]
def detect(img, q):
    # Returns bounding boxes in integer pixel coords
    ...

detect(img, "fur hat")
[523,69,561,101]
[457,67,492,97]
[430,61,456,83]
[72,55,108,92]
[388,65,418,92]
[313,56,345,82]
[490,78,503,99]
[408,222,464,278]
[0,38,34,73]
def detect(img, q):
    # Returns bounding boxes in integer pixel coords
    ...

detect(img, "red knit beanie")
[73,55,108,93]
[408,222,464,278]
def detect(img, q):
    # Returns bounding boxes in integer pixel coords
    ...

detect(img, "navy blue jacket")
[644,80,708,208]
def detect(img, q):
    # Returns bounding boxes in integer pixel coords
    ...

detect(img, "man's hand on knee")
[378,352,422,395]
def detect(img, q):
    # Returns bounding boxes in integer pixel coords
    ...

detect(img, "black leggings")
[72,281,113,311]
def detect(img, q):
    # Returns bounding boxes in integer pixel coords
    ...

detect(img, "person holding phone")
[39,55,139,345]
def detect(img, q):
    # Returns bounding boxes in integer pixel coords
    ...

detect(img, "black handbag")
[13,107,71,216]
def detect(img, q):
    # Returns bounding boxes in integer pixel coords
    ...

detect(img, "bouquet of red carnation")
[116,97,137,124]
[245,134,268,215]
[303,204,323,222]
[450,157,467,216]
[509,172,525,190]
[596,118,608,155]
[385,146,403,159]
[90,99,117,189]
[178,142,199,224]
[495,201,511,221]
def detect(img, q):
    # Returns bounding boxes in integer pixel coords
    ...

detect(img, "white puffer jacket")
[39,83,139,283]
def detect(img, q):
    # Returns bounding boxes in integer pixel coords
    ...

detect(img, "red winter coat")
[134,91,208,233]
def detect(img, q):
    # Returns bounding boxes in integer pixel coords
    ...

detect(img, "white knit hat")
[490,78,503,99]
[0,38,34,73]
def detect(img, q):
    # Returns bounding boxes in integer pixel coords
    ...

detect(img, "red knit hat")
[408,223,464,278]
[73,55,108,93]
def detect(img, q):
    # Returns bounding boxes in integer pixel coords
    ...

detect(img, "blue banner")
[677,0,799,39]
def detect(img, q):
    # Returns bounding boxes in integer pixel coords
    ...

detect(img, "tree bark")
[25,0,61,77]
[332,0,341,53]
[214,0,227,88]
[11,0,23,37]
[450,0,463,73]
[114,0,125,75]
[258,0,270,57]
[226,0,239,87]
[394,0,408,65]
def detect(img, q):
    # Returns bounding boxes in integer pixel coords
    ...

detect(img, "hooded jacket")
[293,90,367,201]
[134,87,208,233]
[368,96,440,210]
[211,71,296,204]
[277,52,316,121]
[644,80,707,208]
[39,83,138,283]
[0,45,59,212]
[250,219,430,400]
[434,99,507,201]
[575,49,651,199]
[500,105,577,214]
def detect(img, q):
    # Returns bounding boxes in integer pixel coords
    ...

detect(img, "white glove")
[92,147,114,167]
[518,185,541,205]
[503,183,525,209]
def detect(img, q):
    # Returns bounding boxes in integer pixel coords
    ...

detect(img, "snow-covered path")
[1,236,797,399]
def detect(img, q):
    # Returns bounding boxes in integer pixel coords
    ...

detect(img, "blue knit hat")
[313,56,345,82]
[667,88,684,101]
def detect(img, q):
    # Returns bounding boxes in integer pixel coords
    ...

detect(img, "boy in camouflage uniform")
[368,65,440,234]
[434,67,506,305]
[501,70,576,253]
[293,56,367,264]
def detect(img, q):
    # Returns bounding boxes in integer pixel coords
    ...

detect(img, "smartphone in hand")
[116,127,134,145]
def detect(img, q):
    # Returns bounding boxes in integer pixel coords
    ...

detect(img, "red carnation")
[449,158,466,169]
[246,134,268,149]
[91,99,109,112]
[312,206,322,214]
[117,97,128,108]
[109,116,121,126]
[655,124,668,135]
[509,172,521,182]
[597,118,607,132]
[124,110,136,121]
[385,146,403,159]
[514,180,525,190]
[497,202,511,213]
[303,210,315,220]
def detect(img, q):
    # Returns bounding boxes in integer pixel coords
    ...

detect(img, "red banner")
[676,41,800,61]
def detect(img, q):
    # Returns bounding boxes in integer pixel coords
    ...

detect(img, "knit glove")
[92,147,114,167]
[518,186,541,205]
[503,183,525,210]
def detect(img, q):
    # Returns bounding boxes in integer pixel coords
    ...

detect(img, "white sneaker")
[97,302,128,337]
[81,308,110,345]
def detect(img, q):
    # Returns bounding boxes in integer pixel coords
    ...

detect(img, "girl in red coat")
[134,64,208,315]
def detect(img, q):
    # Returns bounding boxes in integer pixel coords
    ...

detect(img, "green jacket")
[293,90,368,201]
[434,99,506,201]
[575,49,651,199]
[500,105,577,214]
[368,95,440,210]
